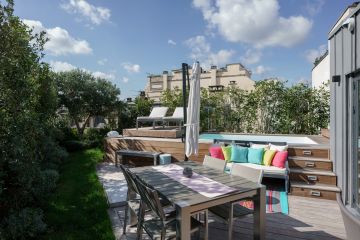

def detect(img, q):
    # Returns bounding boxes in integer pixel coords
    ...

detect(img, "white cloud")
[241,49,262,65]
[61,0,111,25]
[49,60,76,72]
[122,63,140,73]
[305,44,327,63]
[97,58,108,65]
[93,71,115,80]
[193,0,312,48]
[305,0,325,16]
[185,35,234,68]
[168,39,177,45]
[253,65,271,75]
[122,77,129,83]
[23,19,92,56]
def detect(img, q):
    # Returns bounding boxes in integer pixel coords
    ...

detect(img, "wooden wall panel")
[104,137,211,164]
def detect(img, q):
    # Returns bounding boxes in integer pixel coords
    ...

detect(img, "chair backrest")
[134,177,166,220]
[203,155,227,172]
[149,107,169,118]
[172,107,184,118]
[231,164,263,183]
[120,165,139,195]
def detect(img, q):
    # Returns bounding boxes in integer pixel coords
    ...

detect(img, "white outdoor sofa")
[214,139,290,193]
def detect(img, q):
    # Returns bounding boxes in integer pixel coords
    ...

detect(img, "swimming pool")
[199,133,318,145]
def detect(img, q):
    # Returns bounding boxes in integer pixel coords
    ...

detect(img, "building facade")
[144,63,255,103]
[311,51,330,89]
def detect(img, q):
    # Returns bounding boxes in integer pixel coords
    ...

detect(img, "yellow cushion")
[221,146,232,162]
[263,150,277,166]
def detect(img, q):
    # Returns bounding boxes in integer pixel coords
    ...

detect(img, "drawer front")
[290,173,336,185]
[291,187,337,200]
[288,148,329,159]
[289,160,332,170]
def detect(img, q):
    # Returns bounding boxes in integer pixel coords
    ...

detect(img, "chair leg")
[228,204,234,240]
[203,210,208,240]
[161,228,166,240]
[123,204,129,234]
[136,120,138,130]
[136,203,145,240]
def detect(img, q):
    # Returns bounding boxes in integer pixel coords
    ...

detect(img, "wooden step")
[288,147,329,159]
[290,181,340,200]
[288,156,332,171]
[290,168,336,185]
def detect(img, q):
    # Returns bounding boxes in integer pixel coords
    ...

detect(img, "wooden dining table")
[130,161,266,240]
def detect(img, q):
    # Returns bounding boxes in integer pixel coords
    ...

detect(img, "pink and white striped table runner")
[152,164,236,198]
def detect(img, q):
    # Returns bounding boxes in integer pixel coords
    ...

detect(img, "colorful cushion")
[209,146,225,160]
[270,144,288,151]
[248,148,264,165]
[221,145,232,162]
[231,146,248,163]
[250,143,269,150]
[263,150,277,166]
[272,151,288,168]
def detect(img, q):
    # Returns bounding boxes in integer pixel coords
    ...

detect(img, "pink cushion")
[271,151,288,168]
[209,146,225,160]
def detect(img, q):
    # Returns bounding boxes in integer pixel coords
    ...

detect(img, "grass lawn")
[42,148,114,240]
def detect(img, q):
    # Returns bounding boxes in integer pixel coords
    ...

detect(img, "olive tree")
[55,69,120,137]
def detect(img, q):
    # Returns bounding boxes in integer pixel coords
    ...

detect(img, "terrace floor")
[99,163,346,240]
[109,196,345,240]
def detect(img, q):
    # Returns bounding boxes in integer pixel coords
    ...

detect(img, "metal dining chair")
[203,155,227,172]
[120,165,172,236]
[134,176,203,240]
[208,164,264,240]
[120,165,141,235]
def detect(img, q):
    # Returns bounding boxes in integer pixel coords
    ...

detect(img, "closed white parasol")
[185,61,201,157]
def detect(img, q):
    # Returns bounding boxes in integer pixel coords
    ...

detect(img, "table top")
[130,161,262,208]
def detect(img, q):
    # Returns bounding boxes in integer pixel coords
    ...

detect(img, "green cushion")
[248,148,264,165]
[221,145,232,162]
[231,146,248,163]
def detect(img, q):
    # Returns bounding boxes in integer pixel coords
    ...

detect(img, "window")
[352,77,360,211]
[356,79,360,209]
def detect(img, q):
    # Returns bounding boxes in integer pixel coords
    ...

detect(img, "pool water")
[199,133,317,145]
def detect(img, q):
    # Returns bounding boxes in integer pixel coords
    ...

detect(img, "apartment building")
[144,63,255,103]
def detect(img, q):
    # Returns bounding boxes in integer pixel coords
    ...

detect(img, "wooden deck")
[109,196,346,240]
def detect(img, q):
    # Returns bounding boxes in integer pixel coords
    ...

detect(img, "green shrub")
[83,127,109,148]
[0,2,66,238]
[2,208,47,239]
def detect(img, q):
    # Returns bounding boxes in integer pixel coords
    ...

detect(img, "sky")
[12,0,355,99]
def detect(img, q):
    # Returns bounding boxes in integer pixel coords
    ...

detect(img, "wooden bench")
[115,149,161,167]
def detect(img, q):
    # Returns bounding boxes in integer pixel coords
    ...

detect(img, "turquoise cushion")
[248,148,264,165]
[231,146,248,163]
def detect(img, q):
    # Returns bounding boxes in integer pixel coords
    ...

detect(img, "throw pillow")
[270,144,288,151]
[209,146,225,160]
[272,151,288,168]
[263,150,277,166]
[231,146,248,163]
[221,145,232,162]
[250,143,269,150]
[248,148,264,165]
